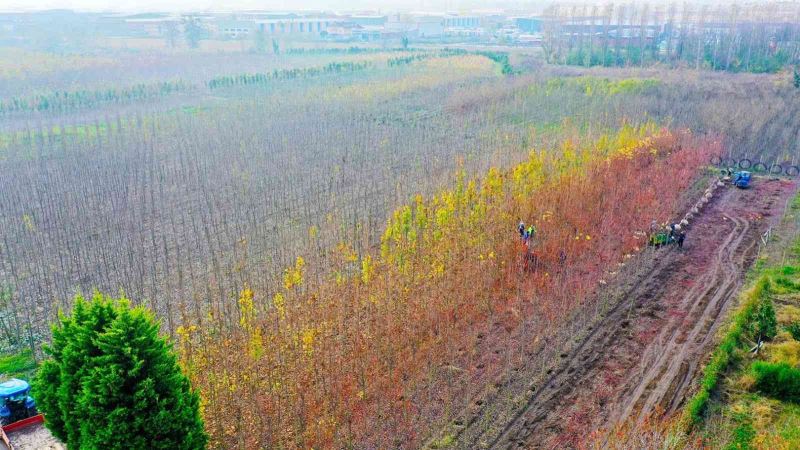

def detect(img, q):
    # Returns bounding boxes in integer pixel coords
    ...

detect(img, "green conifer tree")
[753,293,777,342]
[33,293,206,449]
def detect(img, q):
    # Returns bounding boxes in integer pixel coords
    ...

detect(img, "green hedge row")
[386,49,468,67]
[0,81,191,116]
[475,51,515,75]
[682,277,774,427]
[285,47,407,55]
[387,54,431,67]
[207,61,371,90]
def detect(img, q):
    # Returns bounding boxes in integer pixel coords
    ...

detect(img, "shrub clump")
[787,322,800,341]
[751,361,800,403]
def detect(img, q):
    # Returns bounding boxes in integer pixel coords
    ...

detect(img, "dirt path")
[445,177,796,449]
[613,213,749,423]
[7,424,63,450]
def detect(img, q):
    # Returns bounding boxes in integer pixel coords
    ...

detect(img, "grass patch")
[781,266,799,276]
[727,410,755,450]
[718,396,800,448]
[0,349,37,378]
[776,403,800,442]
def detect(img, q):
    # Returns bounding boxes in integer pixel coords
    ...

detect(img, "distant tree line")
[285,47,409,55]
[0,56,400,117]
[387,49,468,67]
[0,50,506,118]
[544,2,800,73]
[0,81,192,116]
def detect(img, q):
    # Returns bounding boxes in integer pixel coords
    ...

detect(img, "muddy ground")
[438,176,797,449]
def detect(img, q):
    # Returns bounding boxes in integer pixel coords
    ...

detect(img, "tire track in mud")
[453,251,674,449]
[616,213,753,424]
[485,251,687,450]
[445,178,794,450]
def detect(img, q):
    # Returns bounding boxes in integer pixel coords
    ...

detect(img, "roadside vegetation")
[690,193,800,448]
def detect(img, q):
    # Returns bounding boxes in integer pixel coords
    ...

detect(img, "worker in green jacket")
[525,224,536,243]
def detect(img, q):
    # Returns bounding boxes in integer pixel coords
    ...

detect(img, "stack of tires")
[710,156,799,177]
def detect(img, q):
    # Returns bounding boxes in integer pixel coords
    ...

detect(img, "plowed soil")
[444,177,796,449]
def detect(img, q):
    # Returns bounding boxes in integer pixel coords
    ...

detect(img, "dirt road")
[444,177,796,449]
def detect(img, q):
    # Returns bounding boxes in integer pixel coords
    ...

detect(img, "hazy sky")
[0,0,535,13]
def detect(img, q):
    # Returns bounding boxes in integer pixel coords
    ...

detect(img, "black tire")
[770,163,784,175]
[752,162,768,172]
[710,155,722,165]
[723,157,737,167]
[738,158,752,169]
[787,165,800,177]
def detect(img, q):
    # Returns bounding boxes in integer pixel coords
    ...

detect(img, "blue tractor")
[733,171,751,188]
[0,379,36,426]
